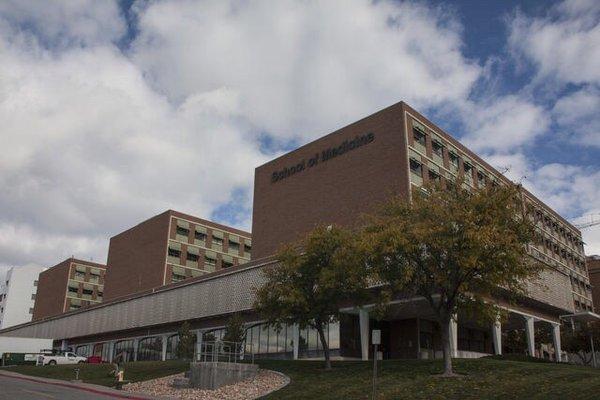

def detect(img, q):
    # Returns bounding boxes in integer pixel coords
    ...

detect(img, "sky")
[0,0,599,277]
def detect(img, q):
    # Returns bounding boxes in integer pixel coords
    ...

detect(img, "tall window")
[113,340,135,362]
[138,337,163,361]
[410,158,422,177]
[449,152,459,167]
[413,128,426,146]
[432,140,444,157]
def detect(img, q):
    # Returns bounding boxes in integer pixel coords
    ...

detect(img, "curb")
[0,370,160,399]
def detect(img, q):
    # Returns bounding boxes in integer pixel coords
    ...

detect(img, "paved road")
[0,374,148,400]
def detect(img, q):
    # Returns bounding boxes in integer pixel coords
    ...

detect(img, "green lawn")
[4,360,189,387]
[4,358,600,399]
[257,357,600,400]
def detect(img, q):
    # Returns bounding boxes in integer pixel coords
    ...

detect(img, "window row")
[411,123,496,187]
[531,209,583,252]
[173,221,251,256]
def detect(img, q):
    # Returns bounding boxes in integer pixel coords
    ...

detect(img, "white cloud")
[460,96,549,152]
[131,0,481,141]
[0,0,485,268]
[508,0,600,85]
[0,21,268,267]
[553,86,600,147]
[0,0,598,271]
[0,0,125,47]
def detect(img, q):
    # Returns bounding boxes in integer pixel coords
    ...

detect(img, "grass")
[256,358,600,400]
[4,358,600,399]
[4,360,189,387]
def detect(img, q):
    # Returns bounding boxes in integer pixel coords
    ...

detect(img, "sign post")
[372,329,381,400]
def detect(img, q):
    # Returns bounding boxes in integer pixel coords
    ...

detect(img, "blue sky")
[0,0,598,272]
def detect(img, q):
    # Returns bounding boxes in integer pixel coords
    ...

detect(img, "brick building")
[3,101,593,364]
[587,255,600,311]
[103,210,252,301]
[252,101,591,313]
[32,258,106,320]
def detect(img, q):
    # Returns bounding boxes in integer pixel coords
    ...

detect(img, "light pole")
[372,329,381,400]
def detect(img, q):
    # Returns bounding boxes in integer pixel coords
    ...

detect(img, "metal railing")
[197,340,253,364]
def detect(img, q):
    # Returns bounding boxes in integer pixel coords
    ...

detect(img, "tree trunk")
[439,317,454,376]
[316,323,331,370]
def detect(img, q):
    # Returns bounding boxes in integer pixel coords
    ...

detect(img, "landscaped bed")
[123,369,287,399]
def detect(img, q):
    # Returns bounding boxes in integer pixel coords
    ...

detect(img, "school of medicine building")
[1,101,595,364]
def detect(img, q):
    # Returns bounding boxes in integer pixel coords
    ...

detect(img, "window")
[29,307,33,314]
[74,272,85,281]
[413,128,426,146]
[463,162,473,175]
[113,340,135,363]
[222,260,234,268]
[82,288,93,296]
[477,171,486,186]
[409,158,422,177]
[172,272,186,282]
[68,286,79,294]
[428,170,441,183]
[432,140,444,157]
[449,152,459,167]
[228,240,240,252]
[31,293,36,300]
[205,256,216,266]
[195,231,207,241]
[168,247,181,258]
[33,280,38,286]
[138,337,163,361]
[244,243,252,254]
[176,226,189,237]
[186,252,199,262]
[212,236,224,246]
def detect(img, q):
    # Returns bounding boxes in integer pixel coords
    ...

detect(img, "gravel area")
[123,369,288,400]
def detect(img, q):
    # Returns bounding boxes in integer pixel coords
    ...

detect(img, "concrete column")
[551,323,562,362]
[449,315,458,358]
[161,335,168,361]
[107,341,115,363]
[359,308,370,361]
[492,319,502,355]
[525,316,535,357]
[292,324,300,360]
[196,330,204,362]
[132,338,139,362]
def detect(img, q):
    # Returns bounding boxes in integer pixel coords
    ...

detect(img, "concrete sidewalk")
[0,369,169,399]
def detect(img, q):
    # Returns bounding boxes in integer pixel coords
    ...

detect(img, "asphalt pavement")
[0,373,156,400]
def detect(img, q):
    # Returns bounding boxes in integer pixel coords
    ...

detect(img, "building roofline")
[0,256,277,335]
[109,209,251,240]
[255,101,405,170]
[255,100,580,235]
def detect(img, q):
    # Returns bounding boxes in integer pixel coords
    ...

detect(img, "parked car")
[86,355,102,364]
[37,351,87,365]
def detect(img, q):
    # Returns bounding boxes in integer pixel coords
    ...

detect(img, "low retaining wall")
[189,362,259,390]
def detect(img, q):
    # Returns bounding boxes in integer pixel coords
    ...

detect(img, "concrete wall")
[0,266,46,328]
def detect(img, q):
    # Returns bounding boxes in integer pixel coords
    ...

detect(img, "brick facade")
[252,100,585,313]
[32,258,106,320]
[587,256,600,311]
[103,210,251,301]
